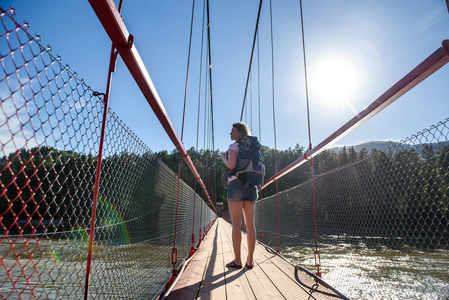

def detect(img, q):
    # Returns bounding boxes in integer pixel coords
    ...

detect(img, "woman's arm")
[222,148,238,170]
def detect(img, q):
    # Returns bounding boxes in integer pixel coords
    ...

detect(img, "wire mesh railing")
[256,117,449,299]
[0,7,215,299]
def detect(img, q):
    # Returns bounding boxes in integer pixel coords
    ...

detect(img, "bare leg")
[242,201,256,266]
[228,201,243,266]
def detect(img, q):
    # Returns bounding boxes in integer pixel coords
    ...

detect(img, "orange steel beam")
[88,0,216,212]
[262,39,449,190]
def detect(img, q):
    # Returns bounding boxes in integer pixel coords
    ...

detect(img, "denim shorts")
[227,179,258,202]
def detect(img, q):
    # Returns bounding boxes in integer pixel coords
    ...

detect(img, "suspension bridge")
[1,1,449,299]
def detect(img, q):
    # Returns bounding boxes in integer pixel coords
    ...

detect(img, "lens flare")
[97,196,131,245]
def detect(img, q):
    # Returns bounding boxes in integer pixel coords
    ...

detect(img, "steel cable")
[298,0,321,277]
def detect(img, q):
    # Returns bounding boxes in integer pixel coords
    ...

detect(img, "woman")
[221,121,258,269]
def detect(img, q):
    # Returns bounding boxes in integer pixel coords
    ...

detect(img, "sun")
[310,56,360,107]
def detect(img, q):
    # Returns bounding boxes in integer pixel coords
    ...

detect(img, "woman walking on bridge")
[221,121,259,269]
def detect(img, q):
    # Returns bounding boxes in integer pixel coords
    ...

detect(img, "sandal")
[226,261,242,269]
[245,263,254,269]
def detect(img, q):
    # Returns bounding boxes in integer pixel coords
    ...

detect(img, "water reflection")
[281,236,449,299]
[0,238,171,299]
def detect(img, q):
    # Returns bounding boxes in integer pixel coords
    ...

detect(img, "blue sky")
[2,0,449,153]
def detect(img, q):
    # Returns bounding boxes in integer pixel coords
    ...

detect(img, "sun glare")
[310,56,360,107]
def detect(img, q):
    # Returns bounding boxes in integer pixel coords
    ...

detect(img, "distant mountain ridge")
[329,141,398,153]
[329,140,449,154]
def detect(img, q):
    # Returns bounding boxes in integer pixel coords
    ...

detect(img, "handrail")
[88,0,216,212]
[262,39,449,190]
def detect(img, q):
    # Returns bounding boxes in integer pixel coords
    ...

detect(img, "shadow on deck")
[166,218,347,299]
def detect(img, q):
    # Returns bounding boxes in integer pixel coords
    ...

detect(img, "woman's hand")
[224,149,237,170]
[221,152,228,162]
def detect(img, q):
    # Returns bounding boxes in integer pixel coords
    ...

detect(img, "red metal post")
[84,47,116,300]
[307,154,321,278]
[84,2,125,299]
[88,0,216,213]
[259,188,263,242]
[275,180,280,253]
[199,194,203,242]
[190,179,198,255]
[171,157,183,270]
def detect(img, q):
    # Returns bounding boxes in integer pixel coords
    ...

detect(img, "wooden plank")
[167,222,218,299]
[252,236,342,299]
[222,220,324,299]
[167,219,343,299]
[219,220,256,300]
[197,219,227,299]
[221,221,285,300]
[256,256,311,299]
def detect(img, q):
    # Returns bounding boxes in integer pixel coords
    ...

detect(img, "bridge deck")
[166,218,343,299]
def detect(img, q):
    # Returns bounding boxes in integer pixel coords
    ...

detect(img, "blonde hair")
[232,121,251,136]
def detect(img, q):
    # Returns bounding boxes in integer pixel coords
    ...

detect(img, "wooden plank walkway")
[166,218,345,300]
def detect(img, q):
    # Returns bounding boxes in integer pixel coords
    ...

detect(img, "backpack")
[233,136,265,187]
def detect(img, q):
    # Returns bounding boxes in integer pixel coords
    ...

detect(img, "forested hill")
[155,141,449,208]
[2,140,447,215]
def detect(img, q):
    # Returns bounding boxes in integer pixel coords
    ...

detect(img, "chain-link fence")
[257,118,449,299]
[0,7,215,299]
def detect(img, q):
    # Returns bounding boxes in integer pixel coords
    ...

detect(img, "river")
[281,238,449,299]
[2,235,448,299]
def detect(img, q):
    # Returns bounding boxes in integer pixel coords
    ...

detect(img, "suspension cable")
[240,0,264,121]
[256,28,264,242]
[269,0,277,164]
[298,0,321,277]
[205,0,218,204]
[257,28,261,142]
[247,63,253,128]
[202,49,210,238]
[267,0,281,254]
[206,0,215,151]
[299,2,312,149]
[193,0,207,249]
[181,0,196,142]
[173,0,196,272]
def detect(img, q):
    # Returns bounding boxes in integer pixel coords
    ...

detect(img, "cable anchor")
[314,249,322,278]
[171,247,178,266]
[111,34,134,72]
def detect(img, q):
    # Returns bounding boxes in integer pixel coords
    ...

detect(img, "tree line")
[156,143,448,249]
[1,142,447,247]
[154,144,377,208]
